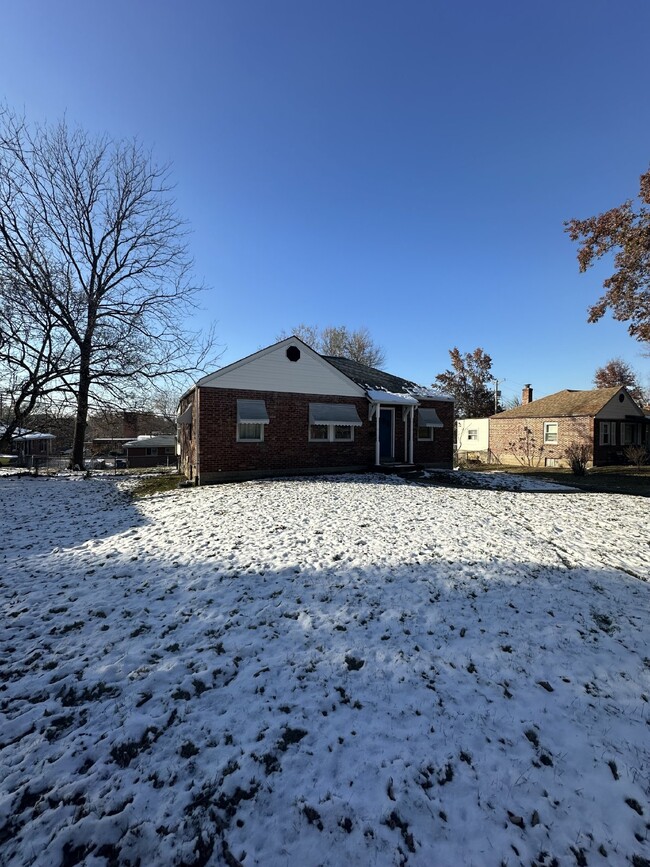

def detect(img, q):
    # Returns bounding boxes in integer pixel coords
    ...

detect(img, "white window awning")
[177,406,192,424]
[237,399,270,424]
[309,403,362,427]
[366,388,419,406]
[418,408,444,428]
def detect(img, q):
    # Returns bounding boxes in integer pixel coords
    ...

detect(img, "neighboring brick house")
[123,434,177,468]
[489,384,649,468]
[177,337,454,485]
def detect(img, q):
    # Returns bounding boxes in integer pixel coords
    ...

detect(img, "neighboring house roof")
[13,432,56,442]
[492,387,635,419]
[123,435,176,449]
[323,356,453,401]
[0,423,55,441]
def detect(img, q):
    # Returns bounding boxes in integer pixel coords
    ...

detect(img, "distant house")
[123,435,177,468]
[91,410,175,457]
[177,337,454,485]
[489,384,649,468]
[456,418,490,461]
[0,424,56,463]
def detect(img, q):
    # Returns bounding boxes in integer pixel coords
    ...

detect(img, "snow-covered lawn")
[1,473,649,867]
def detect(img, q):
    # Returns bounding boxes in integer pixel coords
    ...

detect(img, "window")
[237,399,269,442]
[146,447,158,456]
[623,423,639,445]
[543,422,558,444]
[309,423,355,442]
[599,421,616,446]
[308,403,362,442]
[418,408,443,441]
[238,422,263,442]
[309,424,329,441]
[467,429,478,441]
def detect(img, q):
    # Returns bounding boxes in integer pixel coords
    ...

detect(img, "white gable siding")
[596,390,644,420]
[199,342,364,397]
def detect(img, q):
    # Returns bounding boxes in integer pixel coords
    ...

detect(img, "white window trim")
[309,423,355,443]
[237,422,264,442]
[417,426,434,442]
[599,421,616,446]
[467,429,478,441]
[543,422,558,445]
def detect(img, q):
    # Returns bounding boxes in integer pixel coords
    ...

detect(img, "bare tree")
[278,324,386,368]
[0,275,78,449]
[0,106,215,466]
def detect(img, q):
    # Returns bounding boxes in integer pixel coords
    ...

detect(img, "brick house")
[123,434,177,468]
[489,384,649,468]
[177,337,454,485]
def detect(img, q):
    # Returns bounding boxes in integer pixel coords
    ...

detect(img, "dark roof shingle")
[322,356,420,394]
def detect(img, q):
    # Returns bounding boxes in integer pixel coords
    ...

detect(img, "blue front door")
[379,408,394,460]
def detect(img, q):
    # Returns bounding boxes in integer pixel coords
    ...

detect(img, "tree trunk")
[0,430,13,453]
[71,346,91,469]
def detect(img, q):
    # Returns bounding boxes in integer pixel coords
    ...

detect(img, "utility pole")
[493,378,504,413]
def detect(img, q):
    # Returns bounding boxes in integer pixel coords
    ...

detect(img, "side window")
[236,399,269,442]
[543,422,558,444]
[237,422,263,442]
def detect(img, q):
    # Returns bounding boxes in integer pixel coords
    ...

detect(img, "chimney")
[522,384,533,405]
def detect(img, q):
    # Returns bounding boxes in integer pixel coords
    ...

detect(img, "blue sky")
[2,0,649,403]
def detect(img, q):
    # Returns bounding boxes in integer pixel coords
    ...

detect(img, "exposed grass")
[129,472,186,498]
[476,464,650,496]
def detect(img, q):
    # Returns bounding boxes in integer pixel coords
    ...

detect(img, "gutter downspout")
[409,406,414,464]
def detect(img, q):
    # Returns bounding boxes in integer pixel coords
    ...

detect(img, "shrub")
[623,444,648,469]
[565,442,590,476]
[506,426,545,467]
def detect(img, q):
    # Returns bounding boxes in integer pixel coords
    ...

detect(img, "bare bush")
[623,444,648,469]
[565,442,591,476]
[506,427,544,467]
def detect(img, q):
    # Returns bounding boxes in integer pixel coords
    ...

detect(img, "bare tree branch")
[0,105,218,464]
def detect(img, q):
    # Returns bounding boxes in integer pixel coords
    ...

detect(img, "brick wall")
[197,389,373,481]
[489,416,594,467]
[192,388,454,482]
[414,400,455,467]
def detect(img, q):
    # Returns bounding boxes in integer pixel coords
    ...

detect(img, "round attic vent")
[619,393,625,402]
[286,345,301,362]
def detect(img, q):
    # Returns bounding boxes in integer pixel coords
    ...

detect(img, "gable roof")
[182,337,453,404]
[323,356,420,393]
[493,387,628,419]
[323,356,452,401]
[190,337,365,399]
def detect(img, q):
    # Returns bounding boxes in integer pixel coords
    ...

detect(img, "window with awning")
[237,399,269,442]
[309,403,362,442]
[417,407,443,441]
[177,406,192,424]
